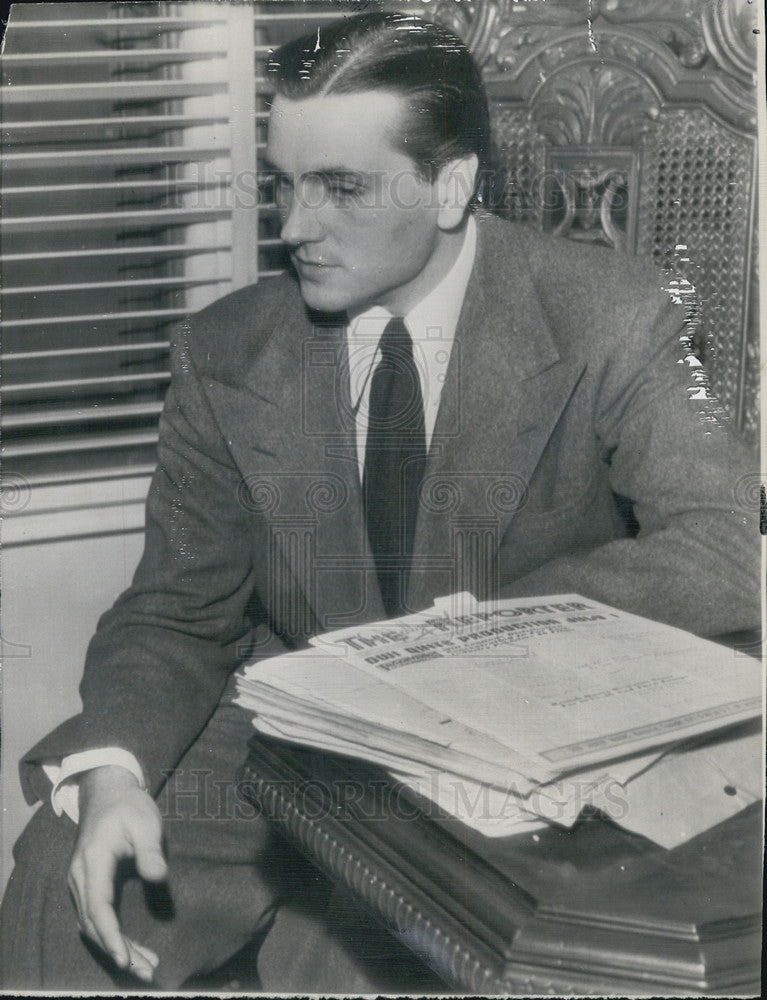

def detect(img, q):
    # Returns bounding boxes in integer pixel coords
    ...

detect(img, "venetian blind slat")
[1,1,257,479]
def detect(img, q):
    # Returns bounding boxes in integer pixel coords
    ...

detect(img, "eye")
[326,179,365,204]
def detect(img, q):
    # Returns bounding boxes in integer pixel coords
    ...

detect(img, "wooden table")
[239,734,763,995]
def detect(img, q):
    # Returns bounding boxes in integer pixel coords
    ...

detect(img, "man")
[1,11,758,992]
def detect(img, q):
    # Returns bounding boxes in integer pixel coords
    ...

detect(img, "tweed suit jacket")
[21,214,759,804]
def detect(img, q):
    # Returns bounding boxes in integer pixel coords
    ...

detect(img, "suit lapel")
[408,216,586,608]
[205,293,385,639]
[205,217,586,629]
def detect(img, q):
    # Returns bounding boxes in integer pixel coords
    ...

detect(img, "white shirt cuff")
[42,749,146,824]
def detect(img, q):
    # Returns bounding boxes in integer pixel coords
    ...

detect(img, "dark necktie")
[363,318,427,618]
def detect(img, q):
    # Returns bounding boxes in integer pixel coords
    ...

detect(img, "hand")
[68,765,168,982]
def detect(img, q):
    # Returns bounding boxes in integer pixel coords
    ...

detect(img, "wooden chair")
[426,0,759,439]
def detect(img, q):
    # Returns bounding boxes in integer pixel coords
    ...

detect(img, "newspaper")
[391,726,762,845]
[307,594,760,780]
[235,593,762,845]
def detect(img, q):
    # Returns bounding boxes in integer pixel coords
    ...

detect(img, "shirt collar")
[406,212,477,349]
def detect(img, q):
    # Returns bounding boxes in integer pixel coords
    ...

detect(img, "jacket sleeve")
[500,288,761,638]
[20,320,287,804]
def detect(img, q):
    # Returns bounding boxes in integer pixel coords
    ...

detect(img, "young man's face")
[265,90,449,317]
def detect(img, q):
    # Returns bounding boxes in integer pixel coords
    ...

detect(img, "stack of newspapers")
[235,593,763,848]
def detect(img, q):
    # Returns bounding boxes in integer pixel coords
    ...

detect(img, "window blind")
[1,0,387,484]
[1,1,258,481]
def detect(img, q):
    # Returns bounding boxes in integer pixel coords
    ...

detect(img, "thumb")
[131,828,168,882]
[135,843,168,882]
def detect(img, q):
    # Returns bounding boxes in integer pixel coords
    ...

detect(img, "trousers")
[0,687,444,992]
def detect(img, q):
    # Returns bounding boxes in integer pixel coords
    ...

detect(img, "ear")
[436,153,479,230]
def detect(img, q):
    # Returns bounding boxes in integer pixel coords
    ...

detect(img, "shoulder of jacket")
[484,216,662,299]
[177,272,303,376]
[478,215,682,362]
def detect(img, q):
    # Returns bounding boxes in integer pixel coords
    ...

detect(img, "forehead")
[266,91,411,172]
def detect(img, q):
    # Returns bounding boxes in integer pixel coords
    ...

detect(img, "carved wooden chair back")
[427,0,758,436]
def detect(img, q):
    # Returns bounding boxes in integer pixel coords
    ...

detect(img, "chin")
[297,278,360,315]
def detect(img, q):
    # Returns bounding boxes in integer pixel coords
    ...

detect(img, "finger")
[73,856,157,979]
[79,911,111,956]
[127,936,160,970]
[68,864,104,952]
[70,872,110,956]
[130,829,168,883]
[87,897,130,970]
[124,938,158,983]
[134,847,167,882]
[82,855,130,969]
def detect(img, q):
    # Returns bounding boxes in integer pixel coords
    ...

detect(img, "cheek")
[317,192,437,276]
[385,184,439,250]
[392,213,439,270]
[360,208,437,265]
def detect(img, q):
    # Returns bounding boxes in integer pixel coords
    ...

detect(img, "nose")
[280,186,324,247]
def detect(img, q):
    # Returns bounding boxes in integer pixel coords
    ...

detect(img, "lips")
[293,253,336,268]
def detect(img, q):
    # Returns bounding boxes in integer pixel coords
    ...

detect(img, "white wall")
[1,477,148,891]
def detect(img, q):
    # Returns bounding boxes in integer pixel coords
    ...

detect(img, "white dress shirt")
[347,213,477,476]
[45,215,478,823]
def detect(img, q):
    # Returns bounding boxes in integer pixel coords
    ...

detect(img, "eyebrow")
[308,169,370,185]
[261,160,372,185]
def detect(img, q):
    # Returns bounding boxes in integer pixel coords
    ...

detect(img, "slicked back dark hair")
[266,12,492,204]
